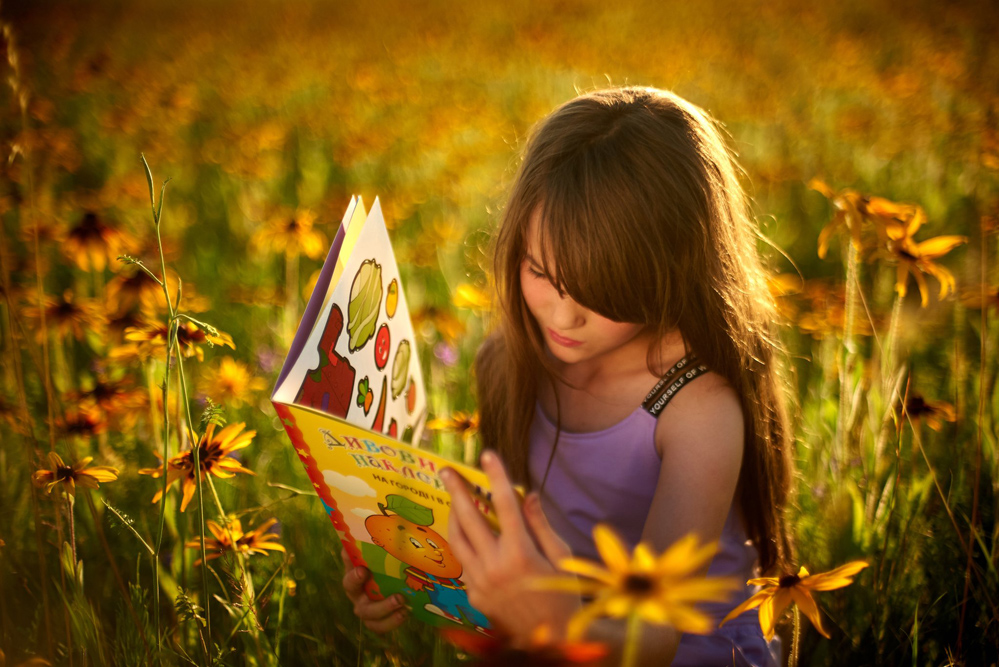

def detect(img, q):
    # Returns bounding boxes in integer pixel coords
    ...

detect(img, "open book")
[272,197,497,634]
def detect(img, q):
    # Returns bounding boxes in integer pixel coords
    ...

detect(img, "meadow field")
[0,0,997,664]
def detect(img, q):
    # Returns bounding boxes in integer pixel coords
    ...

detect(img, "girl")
[344,86,793,666]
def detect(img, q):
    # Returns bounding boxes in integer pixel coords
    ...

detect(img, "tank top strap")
[641,354,710,418]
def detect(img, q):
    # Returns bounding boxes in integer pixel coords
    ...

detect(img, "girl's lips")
[548,328,582,347]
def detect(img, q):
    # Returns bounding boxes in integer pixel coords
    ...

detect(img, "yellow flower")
[809,180,866,259]
[412,305,466,343]
[62,210,132,272]
[426,411,479,439]
[138,422,256,512]
[185,516,285,566]
[720,561,868,640]
[21,290,105,342]
[452,283,492,311]
[68,375,148,428]
[535,526,738,640]
[125,319,235,362]
[32,452,119,496]
[897,394,957,432]
[886,234,966,307]
[58,402,109,438]
[198,356,267,408]
[251,207,326,259]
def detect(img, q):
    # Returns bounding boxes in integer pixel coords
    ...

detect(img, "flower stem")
[790,606,800,667]
[66,493,77,566]
[621,613,642,667]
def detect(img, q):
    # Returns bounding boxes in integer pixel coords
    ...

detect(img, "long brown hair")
[475,87,793,575]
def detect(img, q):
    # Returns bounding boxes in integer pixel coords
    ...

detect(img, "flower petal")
[592,525,631,573]
[719,589,770,627]
[791,587,829,638]
[804,561,868,591]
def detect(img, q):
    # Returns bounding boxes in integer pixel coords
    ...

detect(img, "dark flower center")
[778,574,801,588]
[623,574,654,594]
[56,465,76,481]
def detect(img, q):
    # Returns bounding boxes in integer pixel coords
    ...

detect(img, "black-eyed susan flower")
[412,305,466,343]
[720,561,868,640]
[125,319,234,362]
[58,402,108,438]
[897,394,957,432]
[885,233,966,307]
[535,526,737,640]
[138,422,256,512]
[32,451,119,496]
[21,290,105,342]
[441,624,608,666]
[251,207,326,259]
[427,411,479,439]
[69,375,148,426]
[63,210,132,272]
[185,516,285,565]
[198,356,267,408]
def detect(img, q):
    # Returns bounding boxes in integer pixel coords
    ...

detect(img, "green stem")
[790,606,800,667]
[621,613,642,667]
[836,242,859,474]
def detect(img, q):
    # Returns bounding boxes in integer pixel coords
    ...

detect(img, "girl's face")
[520,210,646,367]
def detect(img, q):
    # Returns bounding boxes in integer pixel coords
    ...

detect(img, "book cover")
[272,197,497,634]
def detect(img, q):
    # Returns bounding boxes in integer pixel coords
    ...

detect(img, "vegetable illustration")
[386,279,399,318]
[356,376,373,414]
[391,340,411,399]
[406,378,416,414]
[374,323,390,370]
[372,376,387,432]
[347,259,382,352]
[388,418,398,439]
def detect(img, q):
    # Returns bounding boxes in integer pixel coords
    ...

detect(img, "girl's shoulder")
[650,369,744,463]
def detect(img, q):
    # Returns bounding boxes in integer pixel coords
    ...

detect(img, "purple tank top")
[527,374,779,666]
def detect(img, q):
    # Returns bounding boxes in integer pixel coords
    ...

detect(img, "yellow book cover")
[272,197,496,634]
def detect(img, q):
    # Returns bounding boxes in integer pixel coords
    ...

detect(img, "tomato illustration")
[374,324,390,370]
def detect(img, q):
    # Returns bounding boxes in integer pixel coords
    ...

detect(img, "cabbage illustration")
[347,259,382,352]
[391,339,410,399]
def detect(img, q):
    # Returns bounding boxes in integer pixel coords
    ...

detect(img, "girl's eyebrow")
[523,251,542,267]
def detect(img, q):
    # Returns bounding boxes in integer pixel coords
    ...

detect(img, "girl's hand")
[441,450,582,646]
[340,546,409,633]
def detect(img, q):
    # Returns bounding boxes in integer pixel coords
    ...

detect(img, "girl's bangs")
[531,155,662,326]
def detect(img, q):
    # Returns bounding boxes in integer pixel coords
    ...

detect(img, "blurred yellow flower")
[897,394,957,432]
[535,526,737,640]
[69,375,148,428]
[138,422,256,512]
[125,319,235,362]
[32,451,119,496]
[886,234,966,307]
[960,285,999,312]
[21,290,105,342]
[62,211,132,272]
[412,305,466,343]
[58,402,108,438]
[426,410,479,439]
[809,180,865,259]
[251,207,326,259]
[185,516,285,566]
[199,356,267,408]
[720,561,868,640]
[452,283,492,310]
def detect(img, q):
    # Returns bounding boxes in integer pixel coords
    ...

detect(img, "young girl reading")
[343,86,793,666]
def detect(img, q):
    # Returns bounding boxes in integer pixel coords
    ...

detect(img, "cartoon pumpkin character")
[365,494,490,631]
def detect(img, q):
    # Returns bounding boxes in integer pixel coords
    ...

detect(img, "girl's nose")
[551,293,584,329]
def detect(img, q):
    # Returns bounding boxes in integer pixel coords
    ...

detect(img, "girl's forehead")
[523,207,551,261]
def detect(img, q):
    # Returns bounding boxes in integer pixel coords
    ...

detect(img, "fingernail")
[439,468,451,482]
[355,567,366,582]
[394,595,406,607]
[481,450,495,465]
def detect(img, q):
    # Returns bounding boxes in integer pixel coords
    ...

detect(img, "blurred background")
[0,0,997,664]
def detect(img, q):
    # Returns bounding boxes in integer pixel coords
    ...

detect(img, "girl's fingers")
[342,562,409,631]
[478,450,528,543]
[441,467,498,556]
[362,607,408,633]
[524,491,572,564]
[446,505,480,587]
